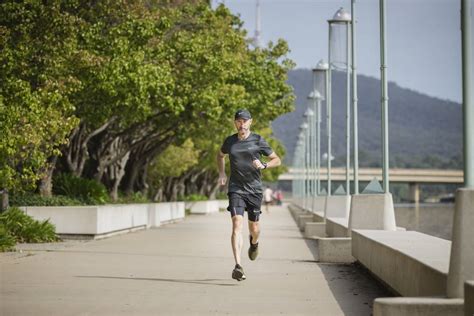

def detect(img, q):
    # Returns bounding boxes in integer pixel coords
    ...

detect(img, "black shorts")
[227,192,263,222]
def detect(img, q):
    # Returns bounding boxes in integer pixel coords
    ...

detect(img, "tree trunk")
[39,156,58,197]
[0,189,9,212]
[107,151,130,202]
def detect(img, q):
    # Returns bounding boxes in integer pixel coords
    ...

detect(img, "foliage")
[149,139,200,180]
[0,207,59,245]
[181,194,208,202]
[53,173,109,204]
[0,224,16,252]
[0,1,80,193]
[9,193,83,207]
[0,1,295,202]
[115,192,150,204]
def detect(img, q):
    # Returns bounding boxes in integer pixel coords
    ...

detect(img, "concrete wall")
[352,229,450,297]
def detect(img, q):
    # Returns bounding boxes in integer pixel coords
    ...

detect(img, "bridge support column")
[408,182,420,203]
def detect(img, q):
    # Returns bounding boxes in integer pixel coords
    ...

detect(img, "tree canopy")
[0,0,294,202]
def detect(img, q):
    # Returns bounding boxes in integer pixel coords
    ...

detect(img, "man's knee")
[232,215,243,233]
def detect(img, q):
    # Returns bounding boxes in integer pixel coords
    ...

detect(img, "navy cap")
[234,109,252,120]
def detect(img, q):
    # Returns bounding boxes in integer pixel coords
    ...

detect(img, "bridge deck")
[280,168,463,183]
[0,205,390,315]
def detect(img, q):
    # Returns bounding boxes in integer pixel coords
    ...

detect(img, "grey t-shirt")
[221,133,274,195]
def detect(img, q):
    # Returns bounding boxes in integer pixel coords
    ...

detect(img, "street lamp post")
[313,60,329,198]
[380,0,389,193]
[351,0,359,194]
[304,109,315,211]
[328,7,352,195]
[299,123,309,210]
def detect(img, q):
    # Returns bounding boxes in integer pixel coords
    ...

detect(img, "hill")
[272,69,463,169]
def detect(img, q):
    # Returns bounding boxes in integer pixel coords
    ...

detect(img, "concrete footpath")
[1,204,391,315]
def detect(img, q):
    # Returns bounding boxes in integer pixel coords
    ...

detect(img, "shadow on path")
[288,208,393,316]
[76,275,238,287]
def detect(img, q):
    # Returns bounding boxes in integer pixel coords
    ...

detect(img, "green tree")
[0,2,79,202]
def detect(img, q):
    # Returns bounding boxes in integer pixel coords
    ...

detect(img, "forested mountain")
[272,69,463,169]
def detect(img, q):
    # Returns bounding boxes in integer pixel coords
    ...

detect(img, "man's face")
[234,118,252,133]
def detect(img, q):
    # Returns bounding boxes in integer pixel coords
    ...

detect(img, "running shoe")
[248,235,259,261]
[232,264,246,281]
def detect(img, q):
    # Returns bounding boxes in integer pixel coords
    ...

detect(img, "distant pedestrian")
[263,186,273,213]
[217,109,281,281]
[274,189,283,206]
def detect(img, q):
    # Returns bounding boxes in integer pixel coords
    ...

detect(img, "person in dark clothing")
[217,109,281,281]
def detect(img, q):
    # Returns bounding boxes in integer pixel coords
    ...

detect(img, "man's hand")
[218,173,227,186]
[252,159,265,170]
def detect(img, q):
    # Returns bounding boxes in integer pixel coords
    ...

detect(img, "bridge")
[279,168,464,183]
[279,168,464,202]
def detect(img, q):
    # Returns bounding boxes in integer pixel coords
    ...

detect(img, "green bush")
[215,192,228,200]
[53,173,109,205]
[182,194,208,202]
[115,192,150,204]
[10,193,84,207]
[0,207,59,247]
[0,224,16,252]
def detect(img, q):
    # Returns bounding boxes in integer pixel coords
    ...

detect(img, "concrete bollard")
[448,188,474,298]
[348,193,396,235]
[324,195,351,218]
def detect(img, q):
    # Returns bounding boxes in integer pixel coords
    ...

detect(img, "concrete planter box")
[185,200,219,214]
[21,202,185,239]
[147,202,185,227]
[21,204,148,238]
[217,199,228,211]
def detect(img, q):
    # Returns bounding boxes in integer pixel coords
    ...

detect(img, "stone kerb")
[348,193,396,235]
[185,200,219,214]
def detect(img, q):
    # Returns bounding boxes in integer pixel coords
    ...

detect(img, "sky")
[213,0,472,103]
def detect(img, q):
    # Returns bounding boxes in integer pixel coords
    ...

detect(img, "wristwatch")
[262,162,268,169]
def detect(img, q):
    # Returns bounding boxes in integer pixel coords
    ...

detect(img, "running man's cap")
[234,109,252,120]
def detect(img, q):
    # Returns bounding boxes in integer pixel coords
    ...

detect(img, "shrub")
[215,192,228,200]
[0,224,16,252]
[0,207,59,244]
[115,192,150,204]
[182,194,208,202]
[10,193,84,207]
[53,173,109,205]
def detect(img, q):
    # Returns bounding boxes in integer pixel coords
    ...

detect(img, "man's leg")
[231,215,244,265]
[248,220,260,245]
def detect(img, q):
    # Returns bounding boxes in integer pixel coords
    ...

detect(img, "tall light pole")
[313,60,329,197]
[299,123,309,210]
[380,0,390,193]
[328,7,352,195]
[304,108,315,211]
[351,0,359,194]
[461,0,473,188]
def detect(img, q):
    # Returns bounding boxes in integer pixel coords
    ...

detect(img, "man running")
[217,109,281,281]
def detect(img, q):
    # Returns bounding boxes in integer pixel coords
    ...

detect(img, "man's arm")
[253,152,281,170]
[217,150,227,186]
